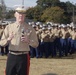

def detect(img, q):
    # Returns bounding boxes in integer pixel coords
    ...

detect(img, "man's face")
[15,12,25,23]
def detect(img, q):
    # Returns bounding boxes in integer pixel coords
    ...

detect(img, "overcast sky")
[4,0,76,8]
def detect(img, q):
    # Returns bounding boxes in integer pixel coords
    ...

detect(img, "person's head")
[14,6,26,24]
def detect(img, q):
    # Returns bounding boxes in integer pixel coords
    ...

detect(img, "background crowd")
[29,22,76,58]
[0,21,76,58]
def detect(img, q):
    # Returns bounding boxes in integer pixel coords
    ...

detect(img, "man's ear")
[14,12,16,17]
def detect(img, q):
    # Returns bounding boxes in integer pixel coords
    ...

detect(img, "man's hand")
[7,32,14,41]
[21,36,30,44]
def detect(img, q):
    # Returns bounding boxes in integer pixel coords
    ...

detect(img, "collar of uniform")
[15,22,25,28]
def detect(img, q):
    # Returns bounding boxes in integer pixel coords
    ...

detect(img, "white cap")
[48,27,52,30]
[15,6,26,14]
[42,27,46,30]
[32,25,36,27]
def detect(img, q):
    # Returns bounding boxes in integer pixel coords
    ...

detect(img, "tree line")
[26,0,76,24]
[2,0,76,24]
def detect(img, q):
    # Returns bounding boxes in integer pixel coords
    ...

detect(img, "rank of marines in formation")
[28,22,76,58]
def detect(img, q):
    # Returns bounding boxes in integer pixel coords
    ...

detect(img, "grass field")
[0,54,76,75]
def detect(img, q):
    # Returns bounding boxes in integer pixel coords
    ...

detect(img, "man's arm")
[29,27,39,48]
[0,26,9,46]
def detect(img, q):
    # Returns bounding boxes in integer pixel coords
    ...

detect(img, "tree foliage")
[26,6,43,21]
[36,0,60,8]
[26,7,35,19]
[4,0,76,24]
[5,10,14,19]
[41,7,66,23]
[0,7,2,19]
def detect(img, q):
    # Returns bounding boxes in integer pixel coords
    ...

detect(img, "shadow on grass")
[42,53,76,59]
[42,73,58,75]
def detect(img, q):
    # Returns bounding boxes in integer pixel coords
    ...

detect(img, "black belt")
[10,50,28,53]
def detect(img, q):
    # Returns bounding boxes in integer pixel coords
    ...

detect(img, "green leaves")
[41,7,65,23]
